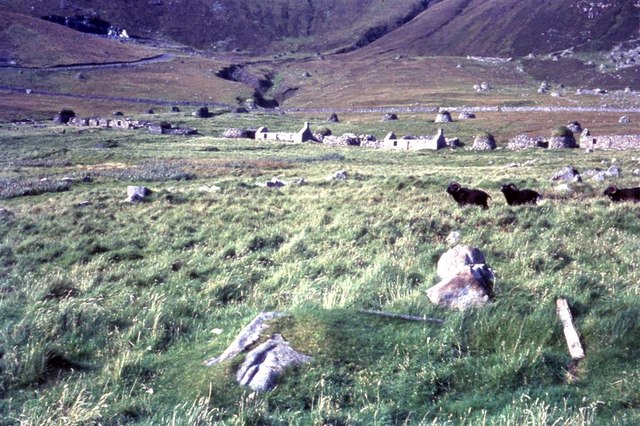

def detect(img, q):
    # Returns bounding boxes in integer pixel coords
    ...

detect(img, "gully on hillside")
[215,64,298,108]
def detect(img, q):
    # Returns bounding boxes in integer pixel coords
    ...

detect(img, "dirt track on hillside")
[0,53,175,71]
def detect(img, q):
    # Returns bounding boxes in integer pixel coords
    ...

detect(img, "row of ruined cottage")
[58,111,640,151]
[67,116,197,135]
[253,122,640,151]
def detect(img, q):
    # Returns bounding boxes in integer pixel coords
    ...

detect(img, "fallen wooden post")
[556,298,585,360]
[359,309,445,324]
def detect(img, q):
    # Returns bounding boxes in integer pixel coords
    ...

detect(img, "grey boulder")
[427,265,494,310]
[236,333,312,392]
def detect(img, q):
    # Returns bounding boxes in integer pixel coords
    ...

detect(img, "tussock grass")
[1,114,640,424]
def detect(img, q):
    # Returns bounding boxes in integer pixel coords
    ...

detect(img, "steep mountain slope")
[359,0,640,57]
[1,0,431,54]
[4,0,638,57]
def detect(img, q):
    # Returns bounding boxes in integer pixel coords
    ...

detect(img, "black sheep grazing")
[500,183,542,205]
[603,185,640,202]
[446,182,491,209]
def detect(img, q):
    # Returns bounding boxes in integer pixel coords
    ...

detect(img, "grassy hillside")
[0,12,157,67]
[1,111,640,424]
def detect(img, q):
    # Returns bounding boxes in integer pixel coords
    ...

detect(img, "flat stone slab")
[204,312,311,392]
[204,311,285,366]
[236,333,312,392]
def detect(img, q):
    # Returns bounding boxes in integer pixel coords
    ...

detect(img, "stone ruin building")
[381,129,447,150]
[580,129,640,150]
[255,122,315,143]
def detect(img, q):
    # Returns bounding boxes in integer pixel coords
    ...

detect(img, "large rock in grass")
[428,245,494,310]
[427,265,494,310]
[329,170,348,180]
[435,111,453,123]
[551,166,581,182]
[204,312,285,366]
[236,333,312,392]
[204,312,311,392]
[607,165,622,178]
[436,245,487,280]
[126,186,152,203]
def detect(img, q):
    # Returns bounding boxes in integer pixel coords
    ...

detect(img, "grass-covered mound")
[1,112,639,424]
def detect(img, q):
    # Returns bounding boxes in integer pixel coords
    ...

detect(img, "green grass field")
[1,111,640,425]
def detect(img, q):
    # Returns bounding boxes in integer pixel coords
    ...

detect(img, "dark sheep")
[603,185,640,202]
[446,182,491,209]
[500,183,542,205]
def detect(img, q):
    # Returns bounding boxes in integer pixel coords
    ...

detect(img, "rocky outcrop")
[204,312,311,392]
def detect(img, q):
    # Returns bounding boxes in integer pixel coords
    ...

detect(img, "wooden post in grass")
[556,298,585,360]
